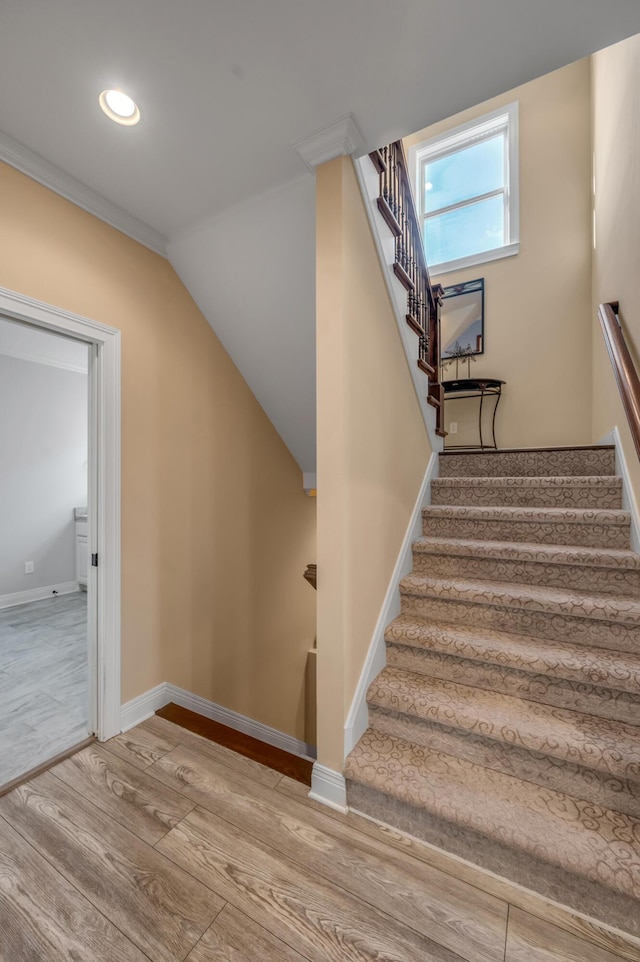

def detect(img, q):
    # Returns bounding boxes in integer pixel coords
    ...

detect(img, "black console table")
[442,378,505,450]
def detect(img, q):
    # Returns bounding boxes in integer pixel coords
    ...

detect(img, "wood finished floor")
[156,700,314,784]
[1,715,639,962]
[0,592,89,787]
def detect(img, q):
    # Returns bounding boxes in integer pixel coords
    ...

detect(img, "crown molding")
[292,113,366,172]
[0,130,168,257]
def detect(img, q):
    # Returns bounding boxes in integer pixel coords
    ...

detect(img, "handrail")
[598,301,640,460]
[370,142,445,436]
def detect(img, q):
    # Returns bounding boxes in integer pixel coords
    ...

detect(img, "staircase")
[345,445,640,936]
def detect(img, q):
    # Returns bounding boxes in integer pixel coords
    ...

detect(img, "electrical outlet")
[24,561,34,574]
[449,422,458,434]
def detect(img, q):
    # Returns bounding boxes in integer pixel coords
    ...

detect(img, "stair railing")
[598,301,640,460]
[370,143,446,437]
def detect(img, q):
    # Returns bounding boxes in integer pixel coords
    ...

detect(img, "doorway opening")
[0,318,91,784]
[0,286,121,790]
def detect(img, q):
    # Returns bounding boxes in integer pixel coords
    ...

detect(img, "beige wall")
[0,162,316,741]
[316,156,432,771]
[405,59,593,450]
[592,34,640,504]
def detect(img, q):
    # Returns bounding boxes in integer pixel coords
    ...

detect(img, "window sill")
[430,241,519,277]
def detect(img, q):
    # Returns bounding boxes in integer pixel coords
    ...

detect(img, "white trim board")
[0,129,167,257]
[120,683,170,732]
[344,451,439,757]
[292,114,366,172]
[354,155,442,452]
[309,764,348,813]
[120,682,317,760]
[0,285,122,742]
[599,426,640,553]
[0,581,79,610]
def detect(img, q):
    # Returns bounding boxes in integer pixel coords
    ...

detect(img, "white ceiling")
[2,0,640,238]
[2,1,640,474]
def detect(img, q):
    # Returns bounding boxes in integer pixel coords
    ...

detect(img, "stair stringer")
[343,451,438,757]
[601,425,640,552]
[354,155,442,452]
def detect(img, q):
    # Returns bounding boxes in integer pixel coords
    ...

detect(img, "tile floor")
[0,591,89,786]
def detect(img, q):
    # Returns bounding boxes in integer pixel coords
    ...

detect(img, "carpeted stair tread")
[433,475,621,489]
[422,505,630,549]
[413,536,640,570]
[438,447,616,478]
[384,615,640,694]
[366,704,640,822]
[412,536,640,596]
[422,504,630,526]
[367,665,640,781]
[399,573,640,625]
[347,449,640,931]
[345,728,640,901]
[385,643,640,726]
[432,476,622,508]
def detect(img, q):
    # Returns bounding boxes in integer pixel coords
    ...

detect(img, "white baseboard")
[0,580,79,610]
[309,763,348,813]
[599,426,640,552]
[343,452,438,756]
[120,683,169,732]
[119,682,316,760]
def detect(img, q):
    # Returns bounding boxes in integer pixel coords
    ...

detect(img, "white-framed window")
[409,102,519,275]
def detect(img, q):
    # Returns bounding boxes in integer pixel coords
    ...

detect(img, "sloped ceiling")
[2,1,640,473]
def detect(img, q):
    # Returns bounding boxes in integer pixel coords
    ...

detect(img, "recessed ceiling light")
[99,89,140,126]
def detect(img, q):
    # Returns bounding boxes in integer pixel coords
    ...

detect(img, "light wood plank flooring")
[0,714,639,962]
[0,592,89,787]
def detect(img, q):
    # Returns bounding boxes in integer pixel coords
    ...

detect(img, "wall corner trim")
[309,763,348,813]
[600,426,640,552]
[343,451,439,758]
[292,114,366,172]
[0,130,168,257]
[120,683,169,732]
[119,682,317,760]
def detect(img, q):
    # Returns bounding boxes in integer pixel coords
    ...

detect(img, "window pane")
[424,134,505,213]
[424,194,504,266]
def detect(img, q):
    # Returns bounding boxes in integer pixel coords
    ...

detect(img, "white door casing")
[0,286,121,740]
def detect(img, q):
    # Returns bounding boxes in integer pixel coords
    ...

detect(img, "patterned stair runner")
[345,445,640,936]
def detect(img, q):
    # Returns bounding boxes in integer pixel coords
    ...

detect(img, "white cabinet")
[75,520,88,587]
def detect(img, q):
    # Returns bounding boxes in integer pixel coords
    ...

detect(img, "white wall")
[0,348,88,597]
[167,175,317,476]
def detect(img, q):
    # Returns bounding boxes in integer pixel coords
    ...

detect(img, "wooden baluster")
[382,146,388,204]
[371,141,445,409]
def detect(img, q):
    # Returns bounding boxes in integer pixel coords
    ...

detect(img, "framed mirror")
[441,278,484,359]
